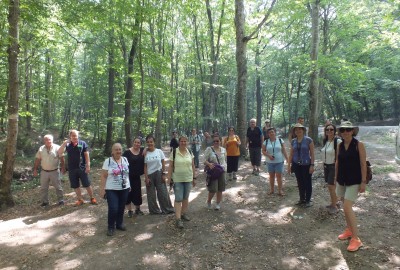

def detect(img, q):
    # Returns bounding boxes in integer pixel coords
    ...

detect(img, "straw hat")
[292,123,306,132]
[339,121,359,136]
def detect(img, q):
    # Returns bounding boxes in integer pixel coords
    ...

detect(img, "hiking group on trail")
[33,119,367,252]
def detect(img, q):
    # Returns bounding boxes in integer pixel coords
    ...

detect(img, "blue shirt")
[291,136,313,165]
[66,140,88,170]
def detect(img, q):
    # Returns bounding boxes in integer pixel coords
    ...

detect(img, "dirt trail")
[0,126,399,270]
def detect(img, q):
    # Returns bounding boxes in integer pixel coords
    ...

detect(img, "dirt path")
[0,126,399,270]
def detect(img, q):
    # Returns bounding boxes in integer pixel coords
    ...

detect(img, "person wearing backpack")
[59,129,97,206]
[321,124,341,214]
[335,121,367,252]
[99,143,131,236]
[167,135,197,229]
[262,127,289,196]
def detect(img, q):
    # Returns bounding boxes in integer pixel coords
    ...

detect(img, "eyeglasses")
[339,128,353,132]
[213,140,220,143]
[325,128,334,131]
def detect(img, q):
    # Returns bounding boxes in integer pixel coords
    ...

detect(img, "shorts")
[324,164,335,185]
[267,162,284,173]
[173,182,192,202]
[69,168,91,189]
[249,147,261,166]
[207,172,226,193]
[336,183,360,202]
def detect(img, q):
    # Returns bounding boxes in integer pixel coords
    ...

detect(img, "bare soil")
[0,126,399,270]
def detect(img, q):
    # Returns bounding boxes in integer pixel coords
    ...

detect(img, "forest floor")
[0,126,399,270]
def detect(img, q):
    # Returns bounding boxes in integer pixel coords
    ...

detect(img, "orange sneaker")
[90,197,98,205]
[347,237,363,252]
[75,199,84,206]
[338,228,352,240]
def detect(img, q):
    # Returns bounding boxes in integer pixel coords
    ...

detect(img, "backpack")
[355,141,373,184]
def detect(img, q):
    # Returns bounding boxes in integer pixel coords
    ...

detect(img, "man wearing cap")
[246,118,264,176]
[33,134,65,206]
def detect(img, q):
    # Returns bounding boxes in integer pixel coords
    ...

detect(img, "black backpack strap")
[172,148,176,172]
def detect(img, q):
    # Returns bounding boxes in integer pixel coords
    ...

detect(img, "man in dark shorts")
[246,118,264,176]
[59,130,97,206]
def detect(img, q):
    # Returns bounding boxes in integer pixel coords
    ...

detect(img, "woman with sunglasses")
[321,124,341,214]
[204,135,227,210]
[288,123,315,207]
[144,135,174,215]
[222,127,241,181]
[335,121,367,252]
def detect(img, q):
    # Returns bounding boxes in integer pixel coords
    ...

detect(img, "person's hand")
[309,165,315,174]
[33,170,38,177]
[100,189,106,199]
[192,179,197,187]
[268,155,275,161]
[207,163,215,169]
[85,165,90,174]
[287,164,291,174]
[145,178,151,187]
[61,167,66,174]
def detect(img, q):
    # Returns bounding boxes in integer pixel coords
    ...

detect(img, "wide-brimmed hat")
[292,123,306,132]
[339,121,359,136]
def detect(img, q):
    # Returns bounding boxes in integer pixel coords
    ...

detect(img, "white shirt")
[321,138,342,164]
[102,157,131,190]
[145,149,165,175]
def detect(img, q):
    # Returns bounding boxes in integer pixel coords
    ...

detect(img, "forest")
[0,0,399,209]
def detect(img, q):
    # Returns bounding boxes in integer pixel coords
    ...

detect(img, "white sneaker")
[215,204,221,210]
[207,202,212,209]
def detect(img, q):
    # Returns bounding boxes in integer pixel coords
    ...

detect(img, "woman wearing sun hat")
[288,123,315,207]
[335,121,367,252]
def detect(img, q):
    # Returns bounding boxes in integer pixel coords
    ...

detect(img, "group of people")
[34,119,367,251]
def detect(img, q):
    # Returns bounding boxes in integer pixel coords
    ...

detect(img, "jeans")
[192,148,200,168]
[106,189,129,229]
[292,163,312,202]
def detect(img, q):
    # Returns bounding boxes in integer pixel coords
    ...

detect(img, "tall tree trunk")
[43,52,51,128]
[0,0,19,209]
[307,0,321,143]
[255,44,262,125]
[104,38,115,157]
[24,48,32,132]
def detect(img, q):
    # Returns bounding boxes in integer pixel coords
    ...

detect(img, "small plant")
[373,165,397,174]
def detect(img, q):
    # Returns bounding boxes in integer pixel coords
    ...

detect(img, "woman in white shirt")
[321,124,341,214]
[204,135,227,210]
[144,135,174,215]
[100,143,131,236]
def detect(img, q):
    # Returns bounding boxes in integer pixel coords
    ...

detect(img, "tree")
[0,0,20,209]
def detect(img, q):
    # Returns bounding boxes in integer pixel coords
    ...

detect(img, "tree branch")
[245,0,277,42]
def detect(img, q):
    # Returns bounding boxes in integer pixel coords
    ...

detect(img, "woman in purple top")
[288,123,315,207]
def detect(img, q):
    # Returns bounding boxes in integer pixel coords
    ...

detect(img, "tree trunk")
[104,38,115,157]
[0,0,19,210]
[24,48,32,132]
[255,44,262,125]
[307,0,321,143]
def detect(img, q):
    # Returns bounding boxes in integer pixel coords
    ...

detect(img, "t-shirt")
[35,144,61,170]
[321,138,342,165]
[247,126,263,148]
[144,149,165,175]
[291,136,313,165]
[123,148,145,176]
[169,148,194,182]
[102,157,131,190]
[65,140,88,170]
[263,138,284,164]
[224,135,241,156]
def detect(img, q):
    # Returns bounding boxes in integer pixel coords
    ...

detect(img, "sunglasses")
[339,128,353,132]
[325,128,334,131]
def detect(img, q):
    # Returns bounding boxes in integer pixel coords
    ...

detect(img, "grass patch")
[11,178,40,192]
[373,165,397,174]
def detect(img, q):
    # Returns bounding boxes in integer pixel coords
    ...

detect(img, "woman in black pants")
[123,137,145,217]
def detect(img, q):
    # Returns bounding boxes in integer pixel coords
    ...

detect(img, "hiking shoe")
[207,202,212,210]
[215,204,221,210]
[90,197,98,205]
[40,202,49,207]
[252,169,256,175]
[304,201,313,208]
[74,199,84,206]
[338,228,352,240]
[116,225,126,231]
[328,206,338,215]
[128,210,134,218]
[107,228,114,236]
[135,209,144,215]
[176,219,184,229]
[347,237,363,252]
[181,214,191,221]
[232,172,237,180]
[295,200,305,206]
[58,201,65,206]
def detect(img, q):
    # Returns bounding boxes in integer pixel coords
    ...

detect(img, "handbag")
[204,147,224,181]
